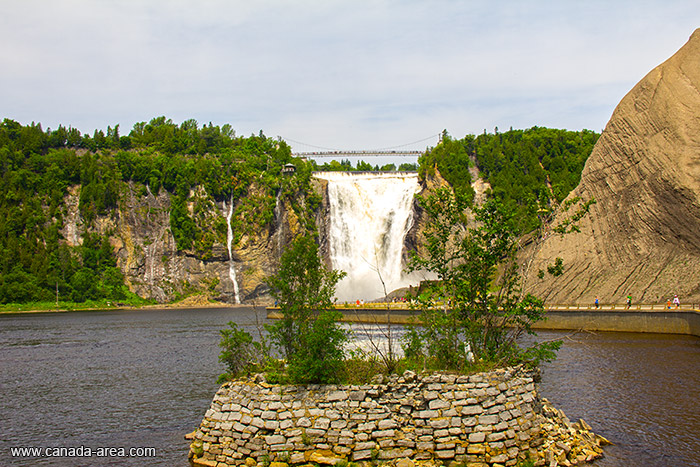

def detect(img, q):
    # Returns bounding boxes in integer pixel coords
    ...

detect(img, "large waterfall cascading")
[315,172,420,301]
[223,195,241,304]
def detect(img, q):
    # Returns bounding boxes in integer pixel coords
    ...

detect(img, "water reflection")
[535,330,700,467]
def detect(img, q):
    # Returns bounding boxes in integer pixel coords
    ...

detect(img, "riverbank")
[0,294,247,314]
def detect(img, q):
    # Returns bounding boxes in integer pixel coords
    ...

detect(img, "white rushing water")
[314,172,421,301]
[223,195,241,304]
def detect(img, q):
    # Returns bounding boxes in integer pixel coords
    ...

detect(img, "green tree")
[265,234,347,383]
[406,187,560,369]
[356,160,374,171]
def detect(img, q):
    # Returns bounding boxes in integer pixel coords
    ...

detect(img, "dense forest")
[419,127,599,232]
[0,118,597,305]
[0,117,318,305]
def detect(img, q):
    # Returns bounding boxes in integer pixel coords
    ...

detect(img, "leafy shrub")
[218,322,266,379]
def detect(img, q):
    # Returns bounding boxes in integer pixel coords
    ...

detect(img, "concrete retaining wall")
[532,310,700,336]
[268,308,700,337]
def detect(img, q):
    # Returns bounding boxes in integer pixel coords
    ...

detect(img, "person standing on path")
[673,295,680,309]
[626,295,632,309]
[595,296,599,309]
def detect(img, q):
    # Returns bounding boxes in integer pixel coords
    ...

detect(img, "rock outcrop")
[525,29,700,305]
[60,180,304,304]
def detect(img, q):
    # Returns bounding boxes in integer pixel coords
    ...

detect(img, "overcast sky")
[2,1,699,156]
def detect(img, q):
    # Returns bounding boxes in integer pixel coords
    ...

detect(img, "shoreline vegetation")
[5,296,698,314]
[0,293,244,314]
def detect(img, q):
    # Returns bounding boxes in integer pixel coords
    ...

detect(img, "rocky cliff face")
[525,29,700,304]
[61,181,304,304]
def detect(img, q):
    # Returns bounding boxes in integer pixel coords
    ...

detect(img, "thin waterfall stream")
[223,195,240,304]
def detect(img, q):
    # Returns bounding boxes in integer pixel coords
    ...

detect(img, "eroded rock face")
[60,181,303,304]
[525,29,700,304]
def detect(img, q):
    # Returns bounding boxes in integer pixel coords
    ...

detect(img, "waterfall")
[223,195,241,304]
[314,172,420,301]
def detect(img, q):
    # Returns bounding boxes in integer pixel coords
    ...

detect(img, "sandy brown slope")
[524,29,700,305]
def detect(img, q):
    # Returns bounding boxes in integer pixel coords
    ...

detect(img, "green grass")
[0,295,154,313]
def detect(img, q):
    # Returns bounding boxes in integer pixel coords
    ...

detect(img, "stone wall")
[189,367,607,467]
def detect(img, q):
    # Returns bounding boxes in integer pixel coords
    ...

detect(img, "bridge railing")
[293,150,423,158]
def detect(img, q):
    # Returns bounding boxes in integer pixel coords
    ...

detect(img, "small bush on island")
[218,321,267,381]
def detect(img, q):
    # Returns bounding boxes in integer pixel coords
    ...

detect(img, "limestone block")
[264,421,280,431]
[296,417,312,427]
[462,417,478,427]
[378,448,404,460]
[429,399,450,410]
[352,450,372,461]
[487,431,506,442]
[429,418,450,429]
[371,429,395,438]
[378,419,398,430]
[279,420,293,430]
[327,391,348,402]
[461,406,483,416]
[264,435,285,445]
[357,421,377,432]
[435,449,456,459]
[467,444,486,455]
[478,414,499,425]
[417,409,439,419]
[313,418,331,430]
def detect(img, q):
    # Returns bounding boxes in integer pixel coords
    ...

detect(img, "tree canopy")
[0,117,314,304]
[419,127,599,233]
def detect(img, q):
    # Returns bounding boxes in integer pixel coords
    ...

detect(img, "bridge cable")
[281,134,440,153]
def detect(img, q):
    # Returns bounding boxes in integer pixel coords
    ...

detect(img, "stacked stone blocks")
[190,366,603,467]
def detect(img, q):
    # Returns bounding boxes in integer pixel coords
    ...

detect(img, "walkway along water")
[266,304,700,337]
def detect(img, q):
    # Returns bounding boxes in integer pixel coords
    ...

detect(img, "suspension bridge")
[292,150,423,158]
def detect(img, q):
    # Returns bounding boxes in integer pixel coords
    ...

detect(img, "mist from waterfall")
[315,172,420,301]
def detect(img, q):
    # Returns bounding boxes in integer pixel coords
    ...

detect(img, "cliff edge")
[525,29,700,305]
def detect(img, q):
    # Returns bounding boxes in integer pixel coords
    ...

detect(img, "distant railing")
[543,303,699,311]
[293,150,423,158]
[267,302,699,312]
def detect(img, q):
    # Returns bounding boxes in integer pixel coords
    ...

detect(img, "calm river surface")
[0,307,698,466]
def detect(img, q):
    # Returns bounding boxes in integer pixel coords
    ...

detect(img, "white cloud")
[1,0,699,150]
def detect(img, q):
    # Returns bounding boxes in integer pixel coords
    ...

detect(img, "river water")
[0,307,698,466]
